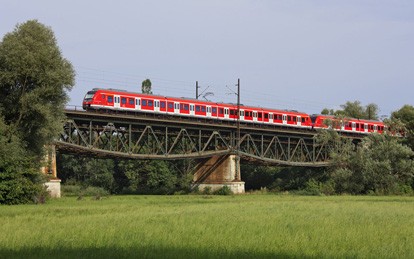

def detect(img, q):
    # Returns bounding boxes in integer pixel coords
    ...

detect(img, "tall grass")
[0,195,413,258]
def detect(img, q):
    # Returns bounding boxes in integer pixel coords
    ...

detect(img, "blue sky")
[1,0,413,116]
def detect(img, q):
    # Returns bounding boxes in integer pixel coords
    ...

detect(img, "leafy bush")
[202,186,212,195]
[213,186,233,195]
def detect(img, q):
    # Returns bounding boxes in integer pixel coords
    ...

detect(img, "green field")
[1,195,413,258]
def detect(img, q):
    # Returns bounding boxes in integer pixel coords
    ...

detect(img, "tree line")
[1,20,413,204]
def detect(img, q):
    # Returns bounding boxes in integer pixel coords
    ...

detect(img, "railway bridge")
[47,108,352,195]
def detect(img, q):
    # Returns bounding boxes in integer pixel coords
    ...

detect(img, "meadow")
[0,195,413,258]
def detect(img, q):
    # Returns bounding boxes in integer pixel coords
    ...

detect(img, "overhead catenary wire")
[74,66,343,114]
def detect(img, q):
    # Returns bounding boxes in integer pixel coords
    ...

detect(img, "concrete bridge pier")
[42,145,61,198]
[193,155,245,194]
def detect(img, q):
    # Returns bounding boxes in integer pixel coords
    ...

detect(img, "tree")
[340,101,366,119]
[321,101,379,120]
[141,79,152,94]
[321,108,334,115]
[0,20,74,204]
[365,103,379,120]
[0,20,75,156]
[391,105,414,148]
[0,116,45,204]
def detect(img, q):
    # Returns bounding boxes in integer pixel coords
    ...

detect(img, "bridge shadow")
[0,246,314,259]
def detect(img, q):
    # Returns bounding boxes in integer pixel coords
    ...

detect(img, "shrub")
[202,186,212,195]
[213,186,233,195]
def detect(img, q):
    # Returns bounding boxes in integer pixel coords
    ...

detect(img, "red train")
[82,88,386,134]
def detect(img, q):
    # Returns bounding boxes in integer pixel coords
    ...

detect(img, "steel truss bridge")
[55,110,356,167]
[56,109,353,167]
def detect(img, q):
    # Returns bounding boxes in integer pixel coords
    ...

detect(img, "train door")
[374,125,378,133]
[206,106,212,118]
[282,114,287,125]
[174,102,180,114]
[297,116,301,126]
[364,123,368,133]
[239,110,244,121]
[135,98,141,110]
[190,104,195,116]
[114,95,120,109]
[351,122,356,131]
[224,108,229,119]
[154,100,160,112]
[269,113,273,124]
[253,111,258,122]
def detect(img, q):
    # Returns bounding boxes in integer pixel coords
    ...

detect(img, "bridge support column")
[42,145,61,198]
[193,155,245,194]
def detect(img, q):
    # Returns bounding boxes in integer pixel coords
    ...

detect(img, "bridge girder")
[57,110,350,167]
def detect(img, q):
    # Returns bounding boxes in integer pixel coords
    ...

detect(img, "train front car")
[82,90,97,110]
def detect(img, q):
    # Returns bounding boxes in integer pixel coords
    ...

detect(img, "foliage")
[324,132,414,194]
[321,100,379,120]
[141,79,152,94]
[57,155,116,192]
[0,117,45,204]
[213,185,233,195]
[0,20,75,156]
[391,104,414,148]
[57,154,195,195]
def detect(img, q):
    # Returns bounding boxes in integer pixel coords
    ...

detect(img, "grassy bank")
[1,195,413,258]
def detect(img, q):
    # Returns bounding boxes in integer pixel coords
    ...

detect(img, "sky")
[1,0,413,117]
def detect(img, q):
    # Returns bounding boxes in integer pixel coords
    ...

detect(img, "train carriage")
[83,88,385,134]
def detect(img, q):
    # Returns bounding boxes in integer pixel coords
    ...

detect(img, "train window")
[264,113,268,119]
[108,96,113,103]
[288,116,292,121]
[142,100,147,106]
[168,103,173,109]
[196,106,200,112]
[258,113,262,119]
[129,98,134,105]
[240,111,244,116]
[230,110,235,115]
[160,102,165,108]
[201,106,206,112]
[102,94,106,99]
[219,108,224,114]
[212,107,217,113]
[302,118,306,123]
[293,117,297,122]
[180,104,184,110]
[121,97,126,104]
[148,101,153,107]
